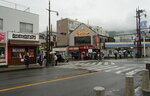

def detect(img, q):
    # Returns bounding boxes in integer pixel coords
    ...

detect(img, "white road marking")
[95,66,118,71]
[104,62,109,65]
[126,69,143,76]
[105,66,126,72]
[111,62,115,65]
[115,67,136,74]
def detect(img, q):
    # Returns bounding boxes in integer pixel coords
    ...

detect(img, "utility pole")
[46,0,59,66]
[46,0,51,66]
[136,7,145,58]
[46,26,49,66]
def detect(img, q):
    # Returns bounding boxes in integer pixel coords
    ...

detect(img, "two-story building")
[0,6,39,66]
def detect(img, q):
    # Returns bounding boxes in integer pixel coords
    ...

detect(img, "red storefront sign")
[96,35,99,43]
[0,32,6,43]
[68,47,79,50]
[79,46,93,49]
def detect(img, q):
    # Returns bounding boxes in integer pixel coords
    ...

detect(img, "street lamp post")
[46,0,59,66]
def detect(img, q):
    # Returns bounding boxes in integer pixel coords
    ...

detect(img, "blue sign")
[140,21,147,28]
[140,30,145,34]
[106,44,150,48]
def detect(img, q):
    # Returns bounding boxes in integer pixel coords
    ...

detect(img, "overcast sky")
[1,0,150,32]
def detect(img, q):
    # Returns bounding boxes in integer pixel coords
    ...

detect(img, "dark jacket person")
[24,53,30,68]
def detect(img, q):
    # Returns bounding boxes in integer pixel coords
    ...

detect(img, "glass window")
[20,22,33,33]
[0,19,3,30]
[0,47,6,63]
[75,36,91,46]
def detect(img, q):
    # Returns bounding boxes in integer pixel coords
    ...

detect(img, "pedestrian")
[97,53,100,60]
[43,54,47,67]
[123,49,126,58]
[54,54,58,66]
[119,50,122,59]
[114,50,118,59]
[101,52,104,60]
[24,53,30,68]
[38,55,43,66]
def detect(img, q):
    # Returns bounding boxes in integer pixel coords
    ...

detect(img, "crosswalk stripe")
[86,64,113,69]
[97,62,103,65]
[104,62,109,65]
[111,62,115,65]
[115,67,136,74]
[105,66,126,72]
[126,69,143,76]
[95,66,118,71]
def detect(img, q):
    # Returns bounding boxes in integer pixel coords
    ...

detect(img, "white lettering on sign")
[8,32,39,41]
[12,34,36,39]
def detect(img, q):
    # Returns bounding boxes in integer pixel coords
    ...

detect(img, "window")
[20,22,33,33]
[75,36,91,46]
[0,19,3,30]
[0,47,6,63]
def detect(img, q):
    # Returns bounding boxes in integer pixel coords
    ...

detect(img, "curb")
[0,66,44,73]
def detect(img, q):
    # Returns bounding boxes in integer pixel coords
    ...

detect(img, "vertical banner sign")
[0,32,6,43]
[95,35,99,49]
[0,32,7,65]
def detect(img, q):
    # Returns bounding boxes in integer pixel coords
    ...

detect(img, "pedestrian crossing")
[58,61,144,75]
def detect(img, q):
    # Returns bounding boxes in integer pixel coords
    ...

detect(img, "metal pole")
[138,8,142,58]
[46,26,49,66]
[143,36,146,57]
[136,8,139,58]
[48,0,52,66]
[6,31,8,66]
[136,8,142,58]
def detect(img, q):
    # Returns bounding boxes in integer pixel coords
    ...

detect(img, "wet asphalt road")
[1,58,149,96]
[0,66,125,96]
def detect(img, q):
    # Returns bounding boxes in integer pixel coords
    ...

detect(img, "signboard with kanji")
[0,32,6,43]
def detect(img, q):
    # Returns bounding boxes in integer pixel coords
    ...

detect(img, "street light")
[46,0,59,66]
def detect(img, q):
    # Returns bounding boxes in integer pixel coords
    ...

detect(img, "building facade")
[0,6,39,66]
[56,18,108,58]
[105,31,150,57]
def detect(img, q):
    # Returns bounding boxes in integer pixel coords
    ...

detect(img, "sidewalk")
[0,64,44,73]
[0,62,69,73]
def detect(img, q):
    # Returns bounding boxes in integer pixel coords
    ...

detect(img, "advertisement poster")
[0,47,6,65]
[0,32,6,43]
[0,32,7,65]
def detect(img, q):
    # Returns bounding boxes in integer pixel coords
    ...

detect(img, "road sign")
[140,21,147,28]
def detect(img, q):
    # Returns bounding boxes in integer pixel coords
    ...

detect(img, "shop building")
[105,31,150,57]
[0,6,39,65]
[56,18,81,55]
[69,23,108,60]
[56,18,108,57]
